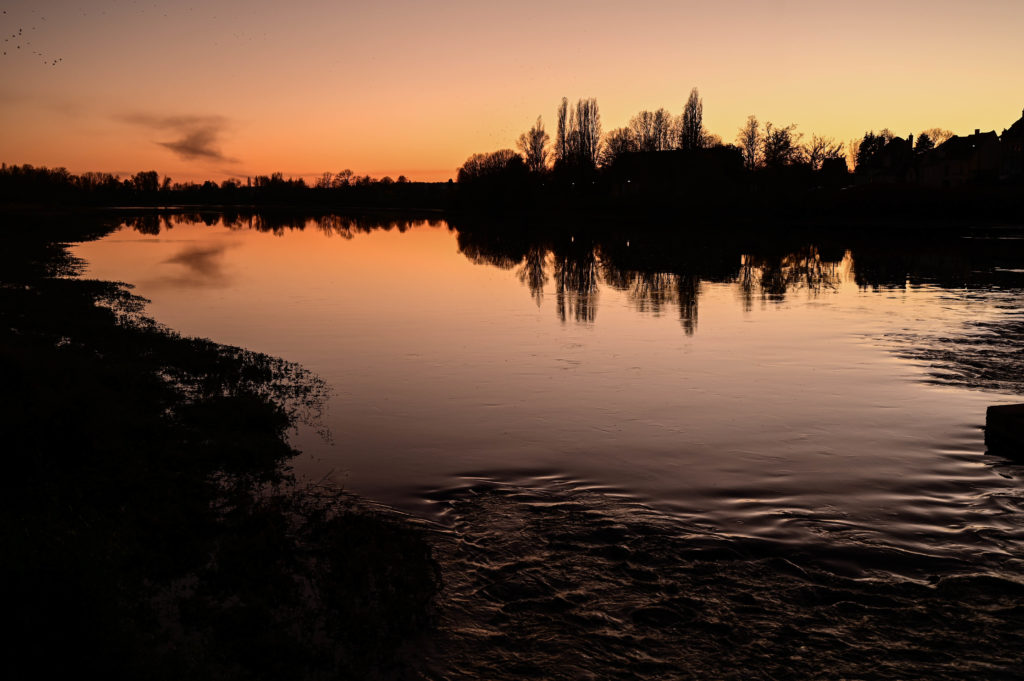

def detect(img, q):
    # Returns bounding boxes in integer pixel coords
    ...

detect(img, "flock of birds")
[1,4,263,67]
[1,9,62,65]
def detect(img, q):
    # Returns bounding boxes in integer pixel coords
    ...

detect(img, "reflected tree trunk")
[517,246,549,307]
[554,247,600,323]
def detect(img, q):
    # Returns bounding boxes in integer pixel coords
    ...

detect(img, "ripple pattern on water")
[420,480,1024,680]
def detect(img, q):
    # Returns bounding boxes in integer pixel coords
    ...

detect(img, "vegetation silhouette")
[1,217,440,680]
[517,116,550,174]
[453,96,1023,220]
[3,101,1022,222]
[0,163,454,211]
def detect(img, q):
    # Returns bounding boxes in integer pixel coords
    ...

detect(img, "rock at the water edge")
[985,404,1024,457]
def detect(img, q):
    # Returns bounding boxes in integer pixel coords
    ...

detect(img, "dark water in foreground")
[72,215,1024,677]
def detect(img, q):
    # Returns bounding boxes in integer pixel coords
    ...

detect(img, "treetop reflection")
[120,212,1024,337]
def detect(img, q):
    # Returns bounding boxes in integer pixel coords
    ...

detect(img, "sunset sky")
[2,0,1022,182]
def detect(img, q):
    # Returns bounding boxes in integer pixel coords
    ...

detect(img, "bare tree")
[919,127,954,146]
[333,169,354,187]
[805,135,844,171]
[628,108,674,152]
[554,97,602,169]
[736,115,762,170]
[457,149,525,183]
[679,87,704,150]
[556,97,570,165]
[762,122,804,168]
[630,111,656,152]
[131,170,159,193]
[629,111,652,151]
[846,138,861,171]
[574,98,602,168]
[601,127,636,166]
[653,108,675,150]
[701,131,723,147]
[517,116,550,173]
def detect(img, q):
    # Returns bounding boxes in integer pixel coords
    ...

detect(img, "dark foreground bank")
[0,218,439,680]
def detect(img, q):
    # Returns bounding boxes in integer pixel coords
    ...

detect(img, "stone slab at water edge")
[986,404,1024,458]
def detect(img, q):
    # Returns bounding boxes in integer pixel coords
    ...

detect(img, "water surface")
[71,215,1024,584]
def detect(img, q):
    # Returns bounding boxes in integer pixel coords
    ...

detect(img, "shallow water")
[72,214,1024,675]
[419,480,1024,680]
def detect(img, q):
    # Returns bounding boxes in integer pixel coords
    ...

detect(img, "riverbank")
[0,217,440,680]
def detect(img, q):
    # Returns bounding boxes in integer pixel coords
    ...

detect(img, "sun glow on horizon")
[1,0,1022,182]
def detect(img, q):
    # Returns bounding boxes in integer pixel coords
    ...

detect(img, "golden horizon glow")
[2,0,1023,183]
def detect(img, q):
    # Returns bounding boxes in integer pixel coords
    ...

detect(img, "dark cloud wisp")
[121,113,237,162]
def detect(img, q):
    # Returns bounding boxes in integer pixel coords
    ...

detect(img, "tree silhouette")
[920,127,954,146]
[556,97,570,165]
[701,131,723,147]
[334,169,354,187]
[736,115,762,170]
[600,127,636,166]
[517,116,550,173]
[855,129,893,172]
[806,135,844,171]
[555,97,602,169]
[762,122,803,168]
[914,133,935,153]
[574,98,602,168]
[630,109,675,152]
[131,170,159,193]
[457,149,525,183]
[679,87,704,151]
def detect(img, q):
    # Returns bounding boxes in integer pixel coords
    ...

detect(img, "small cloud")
[158,127,226,161]
[120,113,237,162]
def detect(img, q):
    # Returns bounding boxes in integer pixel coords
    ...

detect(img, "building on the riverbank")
[861,110,1024,188]
[1000,109,1024,180]
[919,129,1001,188]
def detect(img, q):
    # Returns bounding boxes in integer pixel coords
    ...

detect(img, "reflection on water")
[738,246,848,309]
[72,213,1024,677]
[517,246,547,307]
[72,214,1024,563]
[157,242,234,287]
[553,244,600,324]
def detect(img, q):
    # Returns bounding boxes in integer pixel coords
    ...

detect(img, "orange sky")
[2,0,1022,182]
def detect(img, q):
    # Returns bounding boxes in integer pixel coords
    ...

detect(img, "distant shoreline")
[3,190,1021,235]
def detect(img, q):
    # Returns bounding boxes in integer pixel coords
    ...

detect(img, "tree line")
[3,91,1022,219]
[454,88,1023,219]
[462,88,1003,180]
[0,163,453,208]
[458,88,859,185]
